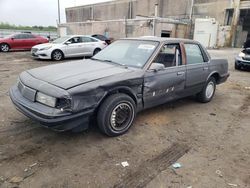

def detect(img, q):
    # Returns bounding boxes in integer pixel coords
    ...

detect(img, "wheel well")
[95,47,101,51]
[0,43,10,49]
[210,73,220,84]
[51,49,64,58]
[96,88,137,114]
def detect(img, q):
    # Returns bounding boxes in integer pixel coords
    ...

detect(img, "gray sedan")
[10,37,229,136]
[31,35,107,61]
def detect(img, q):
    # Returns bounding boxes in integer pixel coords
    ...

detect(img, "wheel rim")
[1,44,9,52]
[206,81,215,99]
[110,102,134,132]
[53,51,62,60]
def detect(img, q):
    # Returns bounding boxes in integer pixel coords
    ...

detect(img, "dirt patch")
[0,49,250,187]
[114,143,190,188]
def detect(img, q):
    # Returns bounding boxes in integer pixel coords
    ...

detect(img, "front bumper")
[235,57,250,68]
[9,85,93,131]
[31,49,51,60]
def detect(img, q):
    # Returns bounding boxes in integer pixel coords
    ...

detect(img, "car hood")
[26,59,134,90]
[0,38,8,42]
[33,43,56,49]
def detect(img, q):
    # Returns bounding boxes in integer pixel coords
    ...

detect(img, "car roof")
[121,36,198,44]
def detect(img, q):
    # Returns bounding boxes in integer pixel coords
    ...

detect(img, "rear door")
[81,37,99,56]
[23,34,38,48]
[184,43,209,94]
[143,43,186,108]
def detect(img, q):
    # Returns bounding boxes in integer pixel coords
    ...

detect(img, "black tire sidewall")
[235,63,240,70]
[97,94,136,136]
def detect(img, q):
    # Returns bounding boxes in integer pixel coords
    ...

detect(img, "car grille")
[18,81,36,101]
[243,55,250,61]
[31,48,38,53]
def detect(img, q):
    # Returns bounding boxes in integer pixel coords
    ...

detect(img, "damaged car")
[10,37,229,136]
[235,48,250,70]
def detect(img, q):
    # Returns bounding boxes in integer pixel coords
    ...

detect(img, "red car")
[0,33,48,52]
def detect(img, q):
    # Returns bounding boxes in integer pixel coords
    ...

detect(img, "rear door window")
[184,44,205,65]
[81,37,97,42]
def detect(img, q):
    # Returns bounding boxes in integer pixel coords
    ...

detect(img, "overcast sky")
[0,0,112,26]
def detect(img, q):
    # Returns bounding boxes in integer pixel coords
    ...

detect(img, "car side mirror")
[11,37,14,40]
[65,41,71,45]
[149,63,165,72]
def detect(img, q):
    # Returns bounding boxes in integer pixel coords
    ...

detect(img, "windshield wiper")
[91,57,126,67]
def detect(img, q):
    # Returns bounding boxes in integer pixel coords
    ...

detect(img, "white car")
[31,35,107,61]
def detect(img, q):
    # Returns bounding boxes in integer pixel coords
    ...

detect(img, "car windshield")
[93,40,159,68]
[52,36,70,44]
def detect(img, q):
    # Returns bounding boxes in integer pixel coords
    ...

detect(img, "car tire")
[196,77,216,103]
[235,62,240,70]
[0,43,10,52]
[51,50,64,61]
[93,48,101,56]
[97,93,136,136]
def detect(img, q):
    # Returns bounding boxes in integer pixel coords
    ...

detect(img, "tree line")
[0,22,57,31]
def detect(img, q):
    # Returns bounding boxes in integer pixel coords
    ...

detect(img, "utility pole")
[189,0,194,39]
[58,0,61,24]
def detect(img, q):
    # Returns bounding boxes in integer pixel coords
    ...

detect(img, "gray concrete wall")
[59,19,190,40]
[193,0,232,24]
[65,0,193,22]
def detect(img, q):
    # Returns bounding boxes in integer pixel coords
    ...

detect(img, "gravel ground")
[0,48,249,188]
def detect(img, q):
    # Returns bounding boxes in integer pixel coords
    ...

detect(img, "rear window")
[184,43,205,64]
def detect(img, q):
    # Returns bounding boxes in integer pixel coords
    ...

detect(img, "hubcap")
[53,51,62,60]
[206,81,214,99]
[1,44,9,52]
[110,102,134,131]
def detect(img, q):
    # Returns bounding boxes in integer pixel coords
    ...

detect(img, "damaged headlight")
[36,92,56,107]
[56,98,71,111]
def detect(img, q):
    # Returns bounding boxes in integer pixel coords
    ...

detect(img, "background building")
[58,0,250,47]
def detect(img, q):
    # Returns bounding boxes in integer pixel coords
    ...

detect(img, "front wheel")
[51,50,63,61]
[196,77,216,103]
[97,93,136,136]
[1,43,10,52]
[235,63,240,70]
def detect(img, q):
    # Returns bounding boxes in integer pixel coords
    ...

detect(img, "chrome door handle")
[177,71,185,76]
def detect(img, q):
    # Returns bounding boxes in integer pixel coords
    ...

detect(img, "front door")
[65,37,83,57]
[11,34,26,49]
[143,43,186,109]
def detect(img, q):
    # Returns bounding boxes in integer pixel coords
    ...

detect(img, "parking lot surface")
[0,49,249,188]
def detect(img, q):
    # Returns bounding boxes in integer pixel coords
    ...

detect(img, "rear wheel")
[0,43,10,52]
[51,50,63,61]
[93,48,101,56]
[196,77,216,103]
[97,93,136,136]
